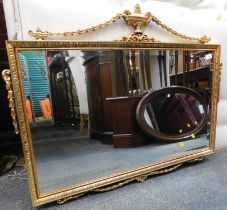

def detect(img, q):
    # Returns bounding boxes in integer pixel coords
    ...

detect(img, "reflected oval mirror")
[136,86,208,142]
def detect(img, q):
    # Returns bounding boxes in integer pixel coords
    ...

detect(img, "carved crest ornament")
[28,4,211,43]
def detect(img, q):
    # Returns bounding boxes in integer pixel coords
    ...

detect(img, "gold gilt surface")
[2,69,19,134]
[28,4,210,44]
[6,40,220,206]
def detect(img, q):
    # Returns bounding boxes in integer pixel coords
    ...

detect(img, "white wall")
[3,0,227,150]
[67,50,88,114]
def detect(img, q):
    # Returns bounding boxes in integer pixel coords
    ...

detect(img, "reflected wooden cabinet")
[107,95,147,148]
[83,51,113,142]
[83,50,149,147]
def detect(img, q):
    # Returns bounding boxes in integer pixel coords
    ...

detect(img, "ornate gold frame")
[5,40,221,206]
[2,2,221,207]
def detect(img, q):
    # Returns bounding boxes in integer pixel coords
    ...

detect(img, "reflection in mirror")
[137,86,208,143]
[145,92,206,135]
[18,49,213,195]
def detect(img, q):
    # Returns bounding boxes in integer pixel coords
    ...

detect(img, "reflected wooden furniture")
[83,51,113,142]
[83,49,154,145]
[136,86,208,142]
[170,51,212,90]
[80,114,89,134]
[170,66,212,89]
[48,55,80,126]
[107,95,147,148]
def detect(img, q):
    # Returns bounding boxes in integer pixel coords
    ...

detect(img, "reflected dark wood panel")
[83,51,113,142]
[170,66,212,88]
[107,95,147,148]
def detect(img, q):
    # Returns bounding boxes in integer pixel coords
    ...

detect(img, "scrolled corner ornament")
[2,69,19,134]
[28,28,49,40]
[119,33,160,42]
[199,35,211,44]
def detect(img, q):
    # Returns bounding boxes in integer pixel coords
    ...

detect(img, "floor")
[1,150,227,210]
[33,134,207,193]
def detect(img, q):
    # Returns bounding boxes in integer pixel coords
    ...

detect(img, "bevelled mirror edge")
[5,41,220,206]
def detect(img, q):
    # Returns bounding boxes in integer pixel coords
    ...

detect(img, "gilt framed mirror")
[3,4,221,207]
